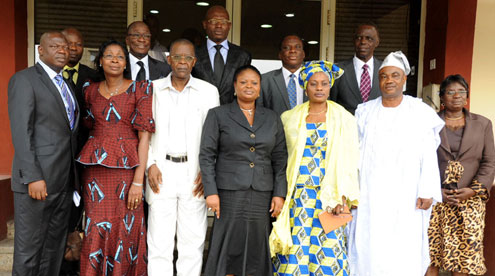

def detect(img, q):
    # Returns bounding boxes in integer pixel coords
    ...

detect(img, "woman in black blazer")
[200,65,288,276]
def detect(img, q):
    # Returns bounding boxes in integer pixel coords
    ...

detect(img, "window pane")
[241,0,321,60]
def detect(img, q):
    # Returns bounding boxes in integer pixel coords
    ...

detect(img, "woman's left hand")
[453,188,476,202]
[127,183,143,210]
[270,196,285,218]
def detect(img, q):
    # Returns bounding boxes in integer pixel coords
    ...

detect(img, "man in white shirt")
[350,51,443,276]
[330,22,382,114]
[146,39,219,276]
[259,34,307,116]
[125,21,170,81]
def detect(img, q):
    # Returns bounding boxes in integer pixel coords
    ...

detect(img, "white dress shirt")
[353,55,374,89]
[207,38,229,70]
[130,54,150,81]
[38,60,76,119]
[281,66,304,105]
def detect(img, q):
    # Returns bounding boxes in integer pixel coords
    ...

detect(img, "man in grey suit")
[125,21,171,81]
[8,31,79,276]
[192,5,251,105]
[259,35,307,116]
[330,23,382,114]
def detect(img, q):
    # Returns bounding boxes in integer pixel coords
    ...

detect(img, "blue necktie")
[54,75,75,129]
[288,74,297,109]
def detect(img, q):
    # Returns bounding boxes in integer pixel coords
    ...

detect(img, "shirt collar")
[38,60,60,80]
[353,55,374,69]
[130,54,149,67]
[161,74,199,91]
[64,63,80,72]
[207,38,229,51]
[281,66,302,81]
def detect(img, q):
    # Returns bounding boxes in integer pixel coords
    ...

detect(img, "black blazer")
[258,67,308,116]
[199,101,287,198]
[124,55,171,81]
[437,109,495,192]
[330,57,382,115]
[8,63,80,193]
[192,41,251,105]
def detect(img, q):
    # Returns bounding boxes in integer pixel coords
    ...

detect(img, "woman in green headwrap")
[270,61,360,276]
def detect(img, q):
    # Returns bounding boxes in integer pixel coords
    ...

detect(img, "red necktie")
[360,64,371,102]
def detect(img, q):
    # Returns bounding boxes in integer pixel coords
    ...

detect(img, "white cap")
[379,51,411,75]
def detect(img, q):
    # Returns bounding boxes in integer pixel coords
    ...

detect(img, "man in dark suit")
[192,5,251,105]
[125,21,171,81]
[330,23,382,114]
[8,31,79,276]
[259,35,307,116]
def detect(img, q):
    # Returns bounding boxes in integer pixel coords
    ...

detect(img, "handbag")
[64,212,84,261]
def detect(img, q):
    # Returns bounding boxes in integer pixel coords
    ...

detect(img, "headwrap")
[379,51,411,75]
[298,60,344,90]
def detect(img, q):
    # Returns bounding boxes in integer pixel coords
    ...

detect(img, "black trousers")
[13,191,72,276]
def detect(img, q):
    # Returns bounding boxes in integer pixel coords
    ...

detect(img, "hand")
[441,189,459,205]
[416,197,433,210]
[270,196,284,218]
[192,172,204,198]
[127,184,143,210]
[453,188,475,202]
[330,196,348,216]
[206,194,220,219]
[147,164,161,194]
[28,180,47,200]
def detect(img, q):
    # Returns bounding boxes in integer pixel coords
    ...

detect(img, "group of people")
[7,4,494,276]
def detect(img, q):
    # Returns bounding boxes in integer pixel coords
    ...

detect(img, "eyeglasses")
[207,19,231,25]
[48,45,69,51]
[170,55,195,62]
[102,54,126,61]
[445,90,468,96]
[128,33,152,40]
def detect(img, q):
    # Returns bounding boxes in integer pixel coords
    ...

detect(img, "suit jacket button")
[249,162,255,168]
[250,133,255,139]
[250,147,255,152]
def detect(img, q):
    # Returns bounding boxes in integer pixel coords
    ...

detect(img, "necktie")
[288,74,297,109]
[360,64,371,102]
[65,68,77,88]
[213,45,224,85]
[54,75,75,129]
[136,61,146,81]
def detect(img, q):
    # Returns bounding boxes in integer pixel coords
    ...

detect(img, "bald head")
[62,27,84,67]
[203,5,231,44]
[39,32,68,73]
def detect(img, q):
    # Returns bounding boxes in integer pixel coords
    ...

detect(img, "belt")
[166,154,188,163]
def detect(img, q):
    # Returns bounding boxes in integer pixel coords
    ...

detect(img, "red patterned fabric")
[77,81,155,168]
[78,81,154,275]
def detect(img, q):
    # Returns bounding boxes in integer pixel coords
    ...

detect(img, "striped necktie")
[54,75,75,129]
[360,64,371,102]
[288,74,297,109]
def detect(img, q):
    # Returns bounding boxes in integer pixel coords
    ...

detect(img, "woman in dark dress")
[426,74,495,276]
[200,65,288,276]
[77,40,154,276]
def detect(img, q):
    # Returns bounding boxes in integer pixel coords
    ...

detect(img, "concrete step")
[0,238,13,272]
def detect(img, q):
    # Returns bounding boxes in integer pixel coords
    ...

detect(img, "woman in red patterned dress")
[77,40,154,275]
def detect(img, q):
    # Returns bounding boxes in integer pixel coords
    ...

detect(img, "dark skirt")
[204,188,273,276]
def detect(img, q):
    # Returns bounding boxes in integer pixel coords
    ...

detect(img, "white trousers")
[147,160,207,276]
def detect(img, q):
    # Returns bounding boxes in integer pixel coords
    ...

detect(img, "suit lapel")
[197,45,215,83]
[458,111,475,158]
[251,104,267,132]
[343,61,362,103]
[149,57,160,80]
[36,63,71,128]
[229,101,253,131]
[220,43,239,87]
[273,69,290,109]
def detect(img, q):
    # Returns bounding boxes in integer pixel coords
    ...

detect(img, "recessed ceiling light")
[261,24,272,29]
[308,40,318,45]
[162,28,171,33]
[285,13,295,17]
[150,10,159,14]
[196,2,209,6]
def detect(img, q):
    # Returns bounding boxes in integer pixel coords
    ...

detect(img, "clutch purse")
[318,205,353,234]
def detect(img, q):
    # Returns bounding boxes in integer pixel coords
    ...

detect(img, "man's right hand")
[147,164,161,194]
[28,180,47,200]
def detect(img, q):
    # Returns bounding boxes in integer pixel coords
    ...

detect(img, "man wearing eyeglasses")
[146,39,219,276]
[330,22,382,115]
[193,5,251,105]
[125,21,171,81]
